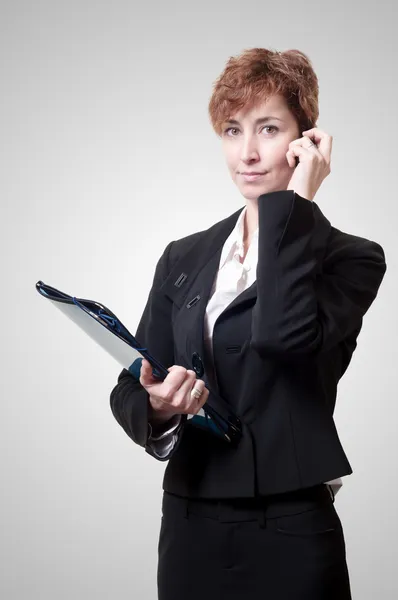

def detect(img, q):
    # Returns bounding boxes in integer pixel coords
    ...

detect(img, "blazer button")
[191,352,204,377]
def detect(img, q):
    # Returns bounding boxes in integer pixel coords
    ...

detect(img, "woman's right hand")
[139,358,209,419]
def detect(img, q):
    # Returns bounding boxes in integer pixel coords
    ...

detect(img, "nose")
[240,136,260,163]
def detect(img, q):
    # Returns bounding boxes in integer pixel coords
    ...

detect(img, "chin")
[238,183,277,201]
[238,177,291,199]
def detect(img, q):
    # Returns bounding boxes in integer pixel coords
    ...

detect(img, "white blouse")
[147,205,343,498]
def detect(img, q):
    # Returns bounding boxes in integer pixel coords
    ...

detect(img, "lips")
[240,172,266,182]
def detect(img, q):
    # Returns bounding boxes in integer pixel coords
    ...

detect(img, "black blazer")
[110,190,387,498]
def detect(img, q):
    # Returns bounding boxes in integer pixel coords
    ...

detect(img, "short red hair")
[208,47,319,136]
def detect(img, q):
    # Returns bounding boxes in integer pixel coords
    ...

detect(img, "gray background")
[1,1,397,598]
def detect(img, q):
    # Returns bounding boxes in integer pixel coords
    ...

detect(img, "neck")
[243,200,259,246]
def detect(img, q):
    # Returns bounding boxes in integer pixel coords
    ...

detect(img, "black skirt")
[157,483,352,600]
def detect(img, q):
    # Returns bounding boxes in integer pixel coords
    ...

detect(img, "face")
[221,94,301,201]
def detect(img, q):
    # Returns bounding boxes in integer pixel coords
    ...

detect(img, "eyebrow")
[224,116,284,126]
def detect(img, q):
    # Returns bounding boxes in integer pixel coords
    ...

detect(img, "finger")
[302,136,317,148]
[159,369,197,413]
[302,128,332,151]
[166,366,193,386]
[288,136,319,164]
[301,127,325,141]
[140,358,152,378]
[173,370,198,404]
[190,380,208,413]
[288,144,322,162]
[288,137,306,152]
[140,360,184,387]
[158,367,193,403]
[196,386,209,413]
[139,358,160,386]
[302,129,332,161]
[289,135,320,149]
[286,149,296,168]
[191,378,206,395]
[143,367,194,411]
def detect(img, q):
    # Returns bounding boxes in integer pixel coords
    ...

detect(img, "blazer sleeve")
[250,190,387,359]
[109,240,187,461]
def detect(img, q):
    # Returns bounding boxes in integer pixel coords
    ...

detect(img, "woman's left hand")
[285,128,333,201]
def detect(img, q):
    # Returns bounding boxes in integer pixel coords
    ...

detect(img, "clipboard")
[35,281,242,446]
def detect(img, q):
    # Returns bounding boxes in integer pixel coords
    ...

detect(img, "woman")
[110,48,387,599]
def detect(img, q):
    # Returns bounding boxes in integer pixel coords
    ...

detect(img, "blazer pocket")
[274,504,341,537]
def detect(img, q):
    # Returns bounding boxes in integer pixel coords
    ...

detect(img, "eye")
[262,125,278,134]
[224,127,239,136]
[224,125,279,136]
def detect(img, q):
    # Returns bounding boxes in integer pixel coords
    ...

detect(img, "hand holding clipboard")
[140,357,209,422]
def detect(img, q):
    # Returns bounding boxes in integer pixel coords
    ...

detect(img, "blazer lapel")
[160,208,243,302]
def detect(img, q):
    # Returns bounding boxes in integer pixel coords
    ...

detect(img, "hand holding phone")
[286,128,332,201]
